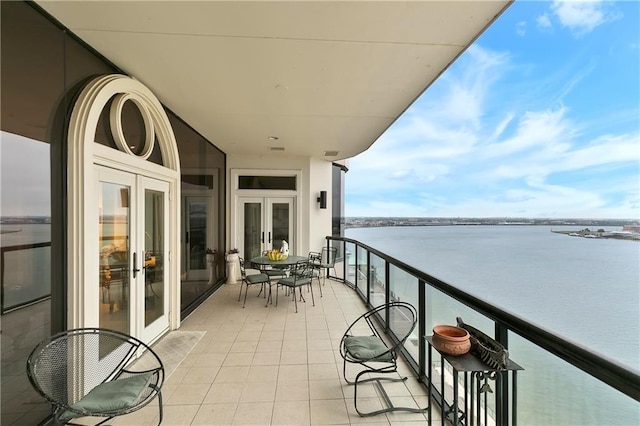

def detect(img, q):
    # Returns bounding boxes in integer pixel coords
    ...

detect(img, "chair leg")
[156,389,163,426]
[315,270,323,297]
[343,358,356,385]
[242,284,249,308]
[353,370,428,417]
[293,287,298,313]
[265,283,271,307]
[237,282,243,302]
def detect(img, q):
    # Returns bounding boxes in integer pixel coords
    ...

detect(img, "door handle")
[132,252,141,278]
[268,232,271,243]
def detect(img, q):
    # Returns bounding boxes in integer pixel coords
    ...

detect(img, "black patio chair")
[26,328,164,425]
[238,257,272,307]
[309,246,338,286]
[276,259,314,312]
[339,301,427,416]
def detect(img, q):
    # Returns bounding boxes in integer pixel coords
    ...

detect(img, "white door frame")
[229,169,301,256]
[67,75,181,344]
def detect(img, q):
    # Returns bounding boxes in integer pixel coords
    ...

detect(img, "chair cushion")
[247,273,269,284]
[59,372,154,421]
[344,336,393,362]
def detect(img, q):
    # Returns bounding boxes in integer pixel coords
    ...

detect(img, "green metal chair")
[340,301,427,416]
[276,259,314,312]
[26,328,164,425]
[238,257,272,307]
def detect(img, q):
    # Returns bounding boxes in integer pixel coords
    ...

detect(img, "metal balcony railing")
[325,236,639,425]
[1,242,51,314]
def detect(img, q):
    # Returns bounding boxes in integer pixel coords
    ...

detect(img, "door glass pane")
[271,203,290,251]
[188,200,207,271]
[243,202,262,261]
[99,182,130,334]
[145,189,164,326]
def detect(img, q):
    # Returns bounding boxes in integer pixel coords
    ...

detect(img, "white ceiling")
[36,1,511,160]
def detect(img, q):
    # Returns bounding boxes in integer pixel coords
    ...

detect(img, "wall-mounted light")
[317,191,327,209]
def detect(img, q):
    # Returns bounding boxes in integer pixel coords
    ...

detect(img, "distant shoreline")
[551,229,640,241]
[345,217,636,229]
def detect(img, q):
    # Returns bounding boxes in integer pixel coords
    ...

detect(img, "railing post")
[496,322,510,425]
[342,240,347,283]
[1,247,5,314]
[418,279,426,378]
[366,249,371,305]
[385,261,390,304]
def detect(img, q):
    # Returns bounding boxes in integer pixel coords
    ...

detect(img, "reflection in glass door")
[270,200,291,251]
[139,177,169,342]
[242,200,262,262]
[185,197,208,280]
[99,180,133,335]
[144,188,164,327]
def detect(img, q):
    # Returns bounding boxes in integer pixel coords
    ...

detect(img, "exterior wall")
[0,3,227,423]
[308,157,333,251]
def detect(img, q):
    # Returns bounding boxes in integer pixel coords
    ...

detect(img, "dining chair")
[275,259,314,313]
[238,257,272,308]
[310,246,338,286]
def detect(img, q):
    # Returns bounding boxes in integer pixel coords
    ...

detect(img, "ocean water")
[346,225,640,425]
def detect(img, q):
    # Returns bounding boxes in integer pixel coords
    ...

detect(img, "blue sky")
[345,0,639,219]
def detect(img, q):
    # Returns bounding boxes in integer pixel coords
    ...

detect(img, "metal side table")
[425,336,523,425]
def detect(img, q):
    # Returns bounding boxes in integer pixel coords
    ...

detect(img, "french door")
[238,197,294,262]
[97,166,169,344]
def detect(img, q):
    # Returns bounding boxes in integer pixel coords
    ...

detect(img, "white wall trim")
[67,74,181,334]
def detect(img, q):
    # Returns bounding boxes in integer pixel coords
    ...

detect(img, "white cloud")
[516,21,527,37]
[536,13,553,29]
[345,38,639,220]
[550,0,621,36]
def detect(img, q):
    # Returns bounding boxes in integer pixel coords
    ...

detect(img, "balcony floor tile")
[146,277,434,425]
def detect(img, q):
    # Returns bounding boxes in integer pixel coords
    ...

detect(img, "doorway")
[238,197,295,262]
[97,166,170,343]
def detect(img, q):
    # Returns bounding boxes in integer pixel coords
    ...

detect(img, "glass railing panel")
[389,266,419,360]
[344,242,356,285]
[330,240,345,280]
[424,284,499,422]
[425,284,493,332]
[369,253,385,307]
[509,332,639,426]
[355,245,368,297]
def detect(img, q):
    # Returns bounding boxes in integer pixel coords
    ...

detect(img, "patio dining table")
[250,255,308,268]
[250,255,308,306]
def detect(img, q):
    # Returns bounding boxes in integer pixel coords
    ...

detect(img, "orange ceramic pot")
[432,325,471,356]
